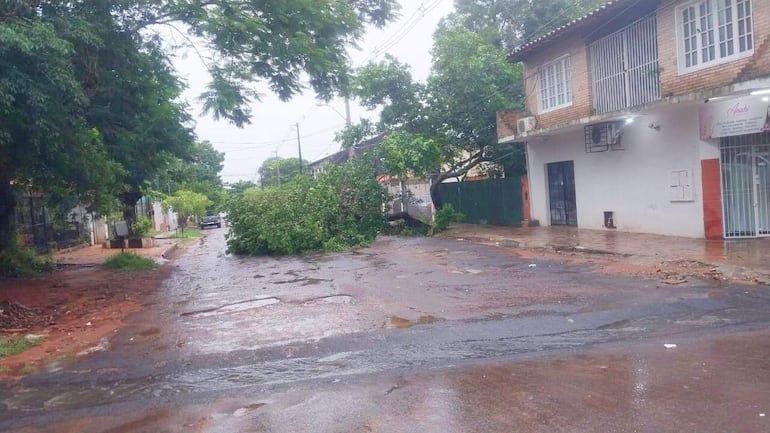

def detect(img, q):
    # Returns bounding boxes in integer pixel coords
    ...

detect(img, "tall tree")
[352,25,523,208]
[0,11,122,250]
[158,141,225,206]
[163,190,211,232]
[0,0,399,254]
[450,0,606,50]
[48,3,198,220]
[258,157,309,188]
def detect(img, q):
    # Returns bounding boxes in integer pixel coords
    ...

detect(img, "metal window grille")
[589,14,660,114]
[720,133,770,238]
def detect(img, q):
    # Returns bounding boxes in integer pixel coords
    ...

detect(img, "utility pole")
[296,123,303,174]
[344,96,355,160]
[344,95,351,127]
[275,150,281,187]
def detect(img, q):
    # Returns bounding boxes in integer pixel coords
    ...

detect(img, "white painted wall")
[527,104,707,237]
[151,200,179,232]
[385,179,434,221]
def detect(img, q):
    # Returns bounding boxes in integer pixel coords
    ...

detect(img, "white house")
[498,0,770,239]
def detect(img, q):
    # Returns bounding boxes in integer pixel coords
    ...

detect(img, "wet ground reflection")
[24,330,769,433]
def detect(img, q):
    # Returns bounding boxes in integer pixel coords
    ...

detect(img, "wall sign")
[699,96,770,139]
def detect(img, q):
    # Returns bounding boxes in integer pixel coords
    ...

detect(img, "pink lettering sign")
[726,102,750,119]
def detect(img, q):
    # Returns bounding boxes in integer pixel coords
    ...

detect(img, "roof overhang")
[509,0,640,62]
[499,76,770,144]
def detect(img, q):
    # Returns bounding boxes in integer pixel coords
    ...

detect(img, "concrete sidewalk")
[53,238,180,266]
[438,224,770,283]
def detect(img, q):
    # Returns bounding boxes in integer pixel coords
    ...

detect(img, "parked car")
[199,214,222,229]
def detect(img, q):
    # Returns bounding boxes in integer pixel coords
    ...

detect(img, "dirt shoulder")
[0,247,175,377]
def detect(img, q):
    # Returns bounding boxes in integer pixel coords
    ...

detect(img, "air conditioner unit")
[584,121,625,153]
[517,116,537,135]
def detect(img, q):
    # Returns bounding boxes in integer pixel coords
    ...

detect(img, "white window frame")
[537,55,573,113]
[676,0,754,75]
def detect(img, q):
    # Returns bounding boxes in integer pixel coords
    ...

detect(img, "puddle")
[139,327,161,337]
[274,277,331,286]
[181,297,281,317]
[385,315,439,329]
[76,338,110,357]
[318,351,361,363]
[233,403,266,417]
[302,295,353,306]
[416,315,439,324]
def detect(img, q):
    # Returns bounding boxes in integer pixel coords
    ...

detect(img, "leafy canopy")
[163,190,212,231]
[0,0,399,253]
[451,0,607,50]
[156,141,226,207]
[226,156,388,255]
[352,24,524,207]
[257,157,309,189]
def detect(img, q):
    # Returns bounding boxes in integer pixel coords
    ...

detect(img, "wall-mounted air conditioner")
[517,116,537,135]
[584,121,625,153]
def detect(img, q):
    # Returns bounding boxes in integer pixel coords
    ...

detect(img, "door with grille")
[721,133,770,238]
[547,161,577,226]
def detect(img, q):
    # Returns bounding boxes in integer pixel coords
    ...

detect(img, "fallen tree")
[225,156,388,255]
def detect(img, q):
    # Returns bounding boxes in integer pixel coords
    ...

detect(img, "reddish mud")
[0,266,170,376]
[504,246,732,284]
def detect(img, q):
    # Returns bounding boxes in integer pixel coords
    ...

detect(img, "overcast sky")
[168,0,456,184]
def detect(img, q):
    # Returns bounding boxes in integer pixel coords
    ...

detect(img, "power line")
[358,0,447,66]
[212,125,344,150]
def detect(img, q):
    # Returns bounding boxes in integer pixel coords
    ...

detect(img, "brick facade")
[523,38,592,130]
[496,110,521,139]
[518,0,770,131]
[658,0,770,97]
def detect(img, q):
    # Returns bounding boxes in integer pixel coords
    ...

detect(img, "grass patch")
[102,252,158,271]
[20,364,34,374]
[0,245,55,278]
[0,366,11,373]
[0,336,44,359]
[169,228,202,239]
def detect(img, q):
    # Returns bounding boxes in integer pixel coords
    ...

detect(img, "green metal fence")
[438,177,523,226]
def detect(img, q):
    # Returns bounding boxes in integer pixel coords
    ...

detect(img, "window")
[538,55,572,113]
[678,0,753,73]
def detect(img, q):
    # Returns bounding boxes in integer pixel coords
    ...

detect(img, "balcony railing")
[590,14,661,114]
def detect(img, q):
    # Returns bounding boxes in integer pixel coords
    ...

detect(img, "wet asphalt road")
[2,229,770,432]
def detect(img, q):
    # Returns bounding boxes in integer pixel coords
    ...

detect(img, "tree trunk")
[429,174,448,210]
[399,179,407,213]
[0,173,16,252]
[120,190,142,224]
[388,212,427,228]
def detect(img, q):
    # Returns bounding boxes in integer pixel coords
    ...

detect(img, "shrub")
[433,203,464,233]
[0,245,55,278]
[131,216,152,238]
[225,156,389,255]
[102,252,158,271]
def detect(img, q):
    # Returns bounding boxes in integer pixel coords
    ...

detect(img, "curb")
[55,243,90,255]
[451,234,631,258]
[160,241,182,259]
[546,244,632,257]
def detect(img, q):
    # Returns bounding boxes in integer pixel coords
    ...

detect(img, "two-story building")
[498,0,770,239]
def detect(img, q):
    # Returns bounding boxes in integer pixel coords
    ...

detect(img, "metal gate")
[720,133,770,238]
[547,161,577,226]
[438,177,523,226]
[589,14,660,114]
